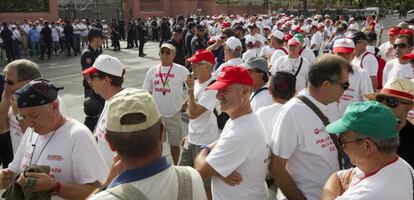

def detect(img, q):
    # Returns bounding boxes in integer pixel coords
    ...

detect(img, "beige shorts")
[162,113,183,146]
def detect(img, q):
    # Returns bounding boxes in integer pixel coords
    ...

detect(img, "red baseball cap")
[221,21,231,29]
[402,53,414,60]
[287,38,301,46]
[207,66,253,90]
[399,29,414,37]
[187,49,216,64]
[283,33,293,41]
[388,27,400,35]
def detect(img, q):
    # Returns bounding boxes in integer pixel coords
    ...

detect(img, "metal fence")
[58,1,123,21]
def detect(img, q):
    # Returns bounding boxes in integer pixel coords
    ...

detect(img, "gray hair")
[4,59,41,81]
[227,47,242,58]
[355,134,400,154]
[198,61,215,72]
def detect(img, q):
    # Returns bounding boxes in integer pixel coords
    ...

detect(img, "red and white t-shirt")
[143,63,189,118]
[382,58,414,85]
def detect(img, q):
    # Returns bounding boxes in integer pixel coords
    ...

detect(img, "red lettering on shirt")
[155,73,175,78]
[50,168,62,174]
[47,154,63,161]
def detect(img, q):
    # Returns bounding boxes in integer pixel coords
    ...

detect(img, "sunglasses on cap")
[393,43,409,49]
[375,95,413,108]
[329,79,350,90]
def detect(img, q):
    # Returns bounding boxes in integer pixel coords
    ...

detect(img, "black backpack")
[208,80,230,130]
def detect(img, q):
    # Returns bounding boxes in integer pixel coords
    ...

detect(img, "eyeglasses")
[4,78,26,86]
[375,95,413,108]
[329,80,350,90]
[338,137,365,148]
[88,74,101,80]
[393,43,409,49]
[410,60,414,64]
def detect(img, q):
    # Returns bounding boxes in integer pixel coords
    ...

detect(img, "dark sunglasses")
[160,50,172,55]
[410,60,414,64]
[329,80,350,90]
[89,74,101,80]
[393,43,409,49]
[375,95,413,108]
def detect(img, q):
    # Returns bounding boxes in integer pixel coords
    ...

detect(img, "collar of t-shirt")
[108,156,171,188]
[299,89,329,113]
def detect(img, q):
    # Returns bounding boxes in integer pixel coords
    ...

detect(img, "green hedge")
[0,0,49,12]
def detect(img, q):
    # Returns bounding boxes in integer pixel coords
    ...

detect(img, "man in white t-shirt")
[143,43,189,165]
[179,49,219,167]
[378,27,400,62]
[270,38,311,92]
[268,30,288,69]
[241,57,272,112]
[88,88,207,200]
[256,71,296,139]
[195,66,269,200]
[269,54,352,200]
[0,79,107,200]
[310,25,323,57]
[382,35,414,85]
[213,36,243,78]
[351,31,379,90]
[332,38,374,115]
[321,101,414,200]
[80,19,89,50]
[0,60,41,155]
[82,54,125,169]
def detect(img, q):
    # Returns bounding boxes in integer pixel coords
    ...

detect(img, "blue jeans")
[30,41,40,56]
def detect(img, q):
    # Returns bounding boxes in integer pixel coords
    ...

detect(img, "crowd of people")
[0,11,414,200]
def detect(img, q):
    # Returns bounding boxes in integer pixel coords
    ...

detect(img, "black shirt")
[398,122,414,168]
[81,45,100,88]
[166,39,185,66]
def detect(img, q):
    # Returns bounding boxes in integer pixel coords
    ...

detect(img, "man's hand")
[0,169,15,188]
[1,84,13,104]
[17,172,55,192]
[217,171,243,186]
[186,73,195,90]
[337,168,355,191]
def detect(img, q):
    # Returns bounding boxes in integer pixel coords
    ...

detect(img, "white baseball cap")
[82,54,125,77]
[245,36,256,45]
[333,38,355,54]
[270,29,285,40]
[225,36,242,50]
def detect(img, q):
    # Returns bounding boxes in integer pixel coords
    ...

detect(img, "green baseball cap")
[326,101,399,139]
[293,33,304,42]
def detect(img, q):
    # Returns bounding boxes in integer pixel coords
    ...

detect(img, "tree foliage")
[0,0,49,12]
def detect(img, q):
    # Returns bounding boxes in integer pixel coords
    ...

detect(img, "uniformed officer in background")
[80,28,105,131]
[190,25,207,55]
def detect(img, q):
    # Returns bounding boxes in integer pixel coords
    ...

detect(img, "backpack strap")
[175,166,193,200]
[360,51,372,69]
[294,57,303,77]
[296,95,345,170]
[276,47,287,55]
[106,183,148,200]
[250,87,269,101]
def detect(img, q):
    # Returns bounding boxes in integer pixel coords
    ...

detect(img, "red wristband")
[53,181,62,194]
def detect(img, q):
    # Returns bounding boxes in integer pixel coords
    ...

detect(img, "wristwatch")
[15,114,25,121]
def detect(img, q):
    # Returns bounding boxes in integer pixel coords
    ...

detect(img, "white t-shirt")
[300,46,316,63]
[206,113,269,200]
[352,51,379,77]
[270,55,311,92]
[90,165,207,200]
[336,65,373,115]
[9,119,108,200]
[256,103,283,141]
[250,84,273,112]
[382,58,414,85]
[51,27,60,42]
[79,23,88,37]
[94,101,113,169]
[271,90,340,200]
[213,58,244,79]
[270,48,287,68]
[310,31,323,54]
[143,63,189,118]
[378,41,395,62]
[8,97,66,155]
[259,45,275,58]
[242,49,258,62]
[336,158,413,200]
[73,24,81,35]
[188,77,219,145]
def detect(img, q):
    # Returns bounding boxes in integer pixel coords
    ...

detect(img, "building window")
[0,0,49,12]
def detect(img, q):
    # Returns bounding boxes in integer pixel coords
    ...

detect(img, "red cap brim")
[288,41,300,46]
[207,81,231,90]
[402,53,414,60]
[82,66,98,74]
[187,56,201,63]
[333,47,354,54]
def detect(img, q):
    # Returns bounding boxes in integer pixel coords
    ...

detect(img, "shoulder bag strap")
[409,168,414,199]
[294,57,303,77]
[296,95,345,169]
[360,52,371,69]
[106,183,148,200]
[175,166,193,200]
[250,87,269,101]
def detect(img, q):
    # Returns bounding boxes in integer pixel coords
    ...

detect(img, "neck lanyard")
[351,156,399,187]
[158,64,173,95]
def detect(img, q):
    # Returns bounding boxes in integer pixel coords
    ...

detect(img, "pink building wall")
[0,1,59,23]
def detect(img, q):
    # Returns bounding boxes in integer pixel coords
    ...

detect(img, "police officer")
[80,28,105,131]
[190,24,207,55]
[184,22,196,57]
[137,21,147,57]
[159,17,171,47]
[166,26,186,66]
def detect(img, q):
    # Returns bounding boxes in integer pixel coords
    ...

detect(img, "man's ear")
[104,132,116,152]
